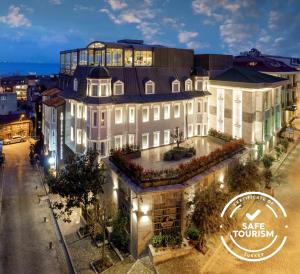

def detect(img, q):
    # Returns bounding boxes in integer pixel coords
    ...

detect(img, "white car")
[3,135,26,145]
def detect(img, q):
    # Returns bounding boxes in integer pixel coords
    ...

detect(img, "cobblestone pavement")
[0,142,68,274]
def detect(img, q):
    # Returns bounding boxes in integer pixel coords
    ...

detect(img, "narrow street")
[0,142,68,274]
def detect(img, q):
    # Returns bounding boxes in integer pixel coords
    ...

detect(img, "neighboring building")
[234,49,300,124]
[0,113,32,140]
[42,88,65,169]
[59,40,210,158]
[0,92,17,115]
[209,66,288,155]
[0,76,28,101]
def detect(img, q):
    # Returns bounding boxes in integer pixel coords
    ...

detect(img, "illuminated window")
[106,48,123,66]
[128,134,135,145]
[185,79,193,91]
[71,102,75,117]
[172,80,180,93]
[79,50,87,65]
[164,130,170,145]
[142,107,149,122]
[77,129,82,144]
[95,49,105,66]
[134,50,152,66]
[129,107,135,123]
[91,85,98,97]
[77,105,82,119]
[101,111,105,126]
[174,103,180,118]
[153,105,160,121]
[115,108,123,124]
[197,100,202,113]
[114,135,122,149]
[153,131,160,147]
[145,80,155,94]
[124,49,133,67]
[113,80,124,95]
[164,104,170,119]
[71,126,74,141]
[142,133,149,149]
[188,124,193,137]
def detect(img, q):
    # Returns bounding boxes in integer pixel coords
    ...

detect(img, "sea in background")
[0,62,60,76]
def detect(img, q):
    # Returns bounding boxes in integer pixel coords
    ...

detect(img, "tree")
[170,127,184,148]
[227,160,263,193]
[47,149,105,222]
[187,183,233,235]
[111,210,129,252]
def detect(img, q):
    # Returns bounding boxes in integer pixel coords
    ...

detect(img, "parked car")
[3,135,26,145]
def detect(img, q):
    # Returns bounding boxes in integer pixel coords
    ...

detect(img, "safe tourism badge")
[220,192,288,262]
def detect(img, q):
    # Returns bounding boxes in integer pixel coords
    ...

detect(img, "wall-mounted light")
[48,157,55,166]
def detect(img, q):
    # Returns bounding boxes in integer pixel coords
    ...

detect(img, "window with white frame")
[142,107,149,122]
[188,101,193,115]
[188,124,193,137]
[232,90,242,138]
[164,104,170,119]
[153,105,160,121]
[115,108,123,124]
[129,107,135,123]
[100,111,105,126]
[92,111,98,127]
[204,101,208,112]
[142,133,149,149]
[196,124,201,135]
[113,80,124,95]
[128,134,135,146]
[91,85,98,97]
[114,135,122,149]
[77,105,82,119]
[83,105,87,120]
[100,84,109,97]
[164,129,170,145]
[172,80,180,93]
[145,80,155,94]
[217,89,225,132]
[77,129,82,144]
[73,78,78,92]
[197,100,202,113]
[174,103,180,118]
[185,79,193,91]
[195,80,203,91]
[71,102,74,116]
[83,131,87,147]
[203,80,208,91]
[100,141,106,156]
[71,126,74,141]
[153,131,160,147]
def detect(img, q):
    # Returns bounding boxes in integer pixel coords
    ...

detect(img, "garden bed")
[163,146,196,161]
[90,255,114,274]
[149,238,192,265]
[77,226,90,239]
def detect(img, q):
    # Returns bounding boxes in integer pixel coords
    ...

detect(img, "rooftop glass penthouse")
[60,39,193,75]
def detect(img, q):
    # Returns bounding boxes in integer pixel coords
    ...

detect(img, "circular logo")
[220,191,287,262]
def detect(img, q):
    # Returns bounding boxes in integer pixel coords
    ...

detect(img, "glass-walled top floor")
[60,44,153,75]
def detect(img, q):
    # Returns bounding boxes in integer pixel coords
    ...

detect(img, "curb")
[37,166,77,274]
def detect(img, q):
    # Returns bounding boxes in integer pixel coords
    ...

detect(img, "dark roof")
[60,65,207,103]
[41,88,61,96]
[234,55,297,73]
[82,91,211,105]
[0,113,30,124]
[211,67,288,84]
[88,67,110,79]
[193,66,208,77]
[43,96,65,107]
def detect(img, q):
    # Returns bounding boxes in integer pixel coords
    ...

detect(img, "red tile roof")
[41,88,61,96]
[43,96,65,108]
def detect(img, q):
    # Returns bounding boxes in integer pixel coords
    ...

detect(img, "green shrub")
[163,146,196,161]
[111,211,129,251]
[280,138,289,152]
[187,226,200,240]
[262,154,275,169]
[151,232,182,248]
[152,233,164,247]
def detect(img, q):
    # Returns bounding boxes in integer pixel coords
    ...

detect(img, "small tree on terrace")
[171,127,184,148]
[187,183,233,236]
[47,149,105,222]
[227,160,263,193]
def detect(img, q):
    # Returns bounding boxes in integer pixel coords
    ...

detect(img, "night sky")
[0,0,299,63]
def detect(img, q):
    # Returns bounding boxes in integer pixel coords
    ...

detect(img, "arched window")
[185,79,193,91]
[73,78,78,92]
[145,80,155,94]
[113,80,124,95]
[172,79,180,93]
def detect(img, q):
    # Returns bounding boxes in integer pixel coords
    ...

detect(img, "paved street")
[0,142,68,274]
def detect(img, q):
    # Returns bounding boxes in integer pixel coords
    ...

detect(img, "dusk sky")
[0,0,299,63]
